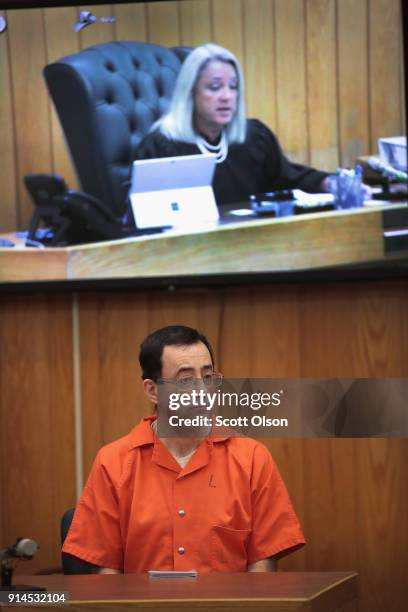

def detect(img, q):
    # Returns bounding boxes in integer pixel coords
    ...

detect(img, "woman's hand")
[319,175,373,199]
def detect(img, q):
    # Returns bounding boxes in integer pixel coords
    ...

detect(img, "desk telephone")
[24,174,134,246]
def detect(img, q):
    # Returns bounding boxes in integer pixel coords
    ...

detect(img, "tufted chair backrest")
[44,42,191,218]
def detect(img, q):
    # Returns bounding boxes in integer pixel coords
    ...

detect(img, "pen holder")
[328,167,364,209]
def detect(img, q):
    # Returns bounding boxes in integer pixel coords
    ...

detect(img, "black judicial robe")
[133,119,329,206]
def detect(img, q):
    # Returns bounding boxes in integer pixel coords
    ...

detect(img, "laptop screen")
[130,153,216,193]
[129,154,219,229]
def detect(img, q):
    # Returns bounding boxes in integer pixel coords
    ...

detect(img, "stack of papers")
[148,570,198,579]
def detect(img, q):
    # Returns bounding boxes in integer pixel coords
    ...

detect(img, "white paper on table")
[292,189,335,206]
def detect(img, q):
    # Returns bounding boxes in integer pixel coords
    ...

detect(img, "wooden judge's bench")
[0,202,407,285]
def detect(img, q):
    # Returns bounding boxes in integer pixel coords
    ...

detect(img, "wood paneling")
[179,0,211,47]
[352,280,408,376]
[146,0,180,46]
[356,438,408,610]
[306,0,338,171]
[369,0,404,152]
[337,0,370,168]
[275,0,309,164]
[212,0,244,70]
[0,10,18,231]
[302,438,359,572]
[113,2,148,41]
[0,293,76,573]
[0,0,405,230]
[299,280,408,378]
[243,0,276,129]
[219,284,302,377]
[399,4,406,137]
[43,6,80,189]
[78,291,151,475]
[7,8,52,229]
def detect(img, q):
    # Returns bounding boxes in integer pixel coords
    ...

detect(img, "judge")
[134,43,330,205]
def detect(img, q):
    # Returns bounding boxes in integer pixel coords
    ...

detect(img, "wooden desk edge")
[66,572,358,606]
[64,202,407,253]
[1,202,406,283]
[309,571,358,600]
[0,573,358,612]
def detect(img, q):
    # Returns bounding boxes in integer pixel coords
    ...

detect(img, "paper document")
[292,189,335,205]
[148,570,198,579]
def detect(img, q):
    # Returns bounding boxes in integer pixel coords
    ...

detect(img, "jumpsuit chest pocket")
[210,525,251,572]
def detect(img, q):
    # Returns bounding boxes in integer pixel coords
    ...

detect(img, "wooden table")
[0,202,406,285]
[0,572,358,611]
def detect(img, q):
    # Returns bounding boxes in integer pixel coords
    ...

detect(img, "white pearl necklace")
[196,131,228,164]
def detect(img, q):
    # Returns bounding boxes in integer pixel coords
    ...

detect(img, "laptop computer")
[129,153,219,230]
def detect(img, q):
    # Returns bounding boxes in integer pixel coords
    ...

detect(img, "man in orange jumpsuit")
[63,325,305,573]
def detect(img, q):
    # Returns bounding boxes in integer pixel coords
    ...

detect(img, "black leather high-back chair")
[44,42,191,219]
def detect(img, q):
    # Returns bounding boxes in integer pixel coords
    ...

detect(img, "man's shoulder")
[96,419,153,467]
[97,431,133,461]
[222,436,274,467]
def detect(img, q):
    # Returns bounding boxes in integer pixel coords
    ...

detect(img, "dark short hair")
[139,325,215,381]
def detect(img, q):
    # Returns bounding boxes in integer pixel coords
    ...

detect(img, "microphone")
[74,11,97,32]
[0,539,39,561]
[74,11,116,32]
[367,157,407,181]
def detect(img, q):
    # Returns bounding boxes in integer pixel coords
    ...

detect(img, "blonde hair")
[156,43,246,144]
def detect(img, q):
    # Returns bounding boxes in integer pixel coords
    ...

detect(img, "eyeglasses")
[158,373,224,390]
